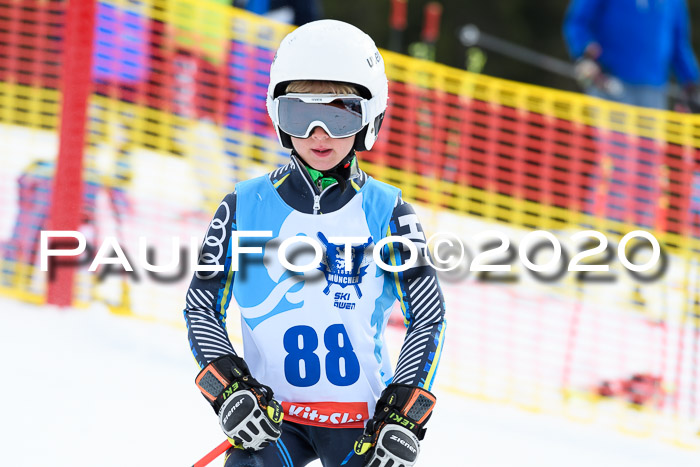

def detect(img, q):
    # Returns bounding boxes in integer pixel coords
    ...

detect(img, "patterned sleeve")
[384,197,447,390]
[183,191,238,368]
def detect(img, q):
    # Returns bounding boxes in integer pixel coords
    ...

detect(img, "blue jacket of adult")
[563,0,700,86]
[233,0,322,26]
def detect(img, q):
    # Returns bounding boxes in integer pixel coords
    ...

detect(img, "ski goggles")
[274,93,380,139]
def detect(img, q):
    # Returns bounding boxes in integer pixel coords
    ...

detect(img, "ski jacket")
[184,154,446,428]
[563,0,700,86]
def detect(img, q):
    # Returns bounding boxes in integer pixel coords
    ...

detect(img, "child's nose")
[310,126,329,139]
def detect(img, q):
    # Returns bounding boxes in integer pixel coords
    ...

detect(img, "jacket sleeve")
[183,191,239,369]
[563,0,602,59]
[671,0,700,85]
[383,197,446,391]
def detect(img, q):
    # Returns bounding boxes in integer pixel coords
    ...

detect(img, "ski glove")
[573,42,623,97]
[679,83,700,114]
[195,354,284,451]
[353,384,436,467]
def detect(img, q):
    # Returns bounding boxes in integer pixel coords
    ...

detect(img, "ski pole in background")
[421,2,441,60]
[459,24,575,78]
[458,24,631,99]
[389,0,407,53]
[193,440,230,467]
[408,2,442,61]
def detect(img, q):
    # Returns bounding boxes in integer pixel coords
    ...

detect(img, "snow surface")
[2,297,699,467]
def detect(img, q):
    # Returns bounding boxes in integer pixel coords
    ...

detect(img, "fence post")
[46,0,96,306]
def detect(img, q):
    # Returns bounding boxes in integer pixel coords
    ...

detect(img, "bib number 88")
[283,324,360,387]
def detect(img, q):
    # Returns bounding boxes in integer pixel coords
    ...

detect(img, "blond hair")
[285,80,359,95]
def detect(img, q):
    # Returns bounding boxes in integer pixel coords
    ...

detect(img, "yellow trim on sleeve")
[424,321,446,389]
[220,262,235,316]
[387,226,409,325]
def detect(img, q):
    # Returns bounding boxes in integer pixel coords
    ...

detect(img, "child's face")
[291,127,355,171]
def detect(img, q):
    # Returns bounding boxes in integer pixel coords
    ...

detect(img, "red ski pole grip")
[193,439,231,467]
[421,2,443,43]
[390,0,408,31]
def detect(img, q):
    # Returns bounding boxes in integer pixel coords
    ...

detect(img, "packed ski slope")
[1,297,698,467]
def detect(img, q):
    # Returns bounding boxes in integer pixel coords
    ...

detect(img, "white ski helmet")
[266,19,388,151]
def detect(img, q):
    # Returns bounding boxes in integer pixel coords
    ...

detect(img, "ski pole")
[388,0,407,53]
[420,2,442,61]
[193,439,230,467]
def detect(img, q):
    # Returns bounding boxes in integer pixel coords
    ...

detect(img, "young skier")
[184,19,446,467]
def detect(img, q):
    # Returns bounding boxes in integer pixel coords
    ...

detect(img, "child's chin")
[308,159,335,171]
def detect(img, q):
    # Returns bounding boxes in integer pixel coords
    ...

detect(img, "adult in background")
[563,0,700,110]
[232,0,322,26]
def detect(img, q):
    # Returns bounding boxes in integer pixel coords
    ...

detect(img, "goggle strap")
[282,93,363,103]
[363,96,382,125]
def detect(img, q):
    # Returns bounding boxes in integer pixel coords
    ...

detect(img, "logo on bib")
[281,401,369,428]
[334,292,356,310]
[317,233,372,298]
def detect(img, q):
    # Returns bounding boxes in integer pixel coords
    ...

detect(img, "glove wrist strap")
[372,384,436,440]
[195,354,267,413]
